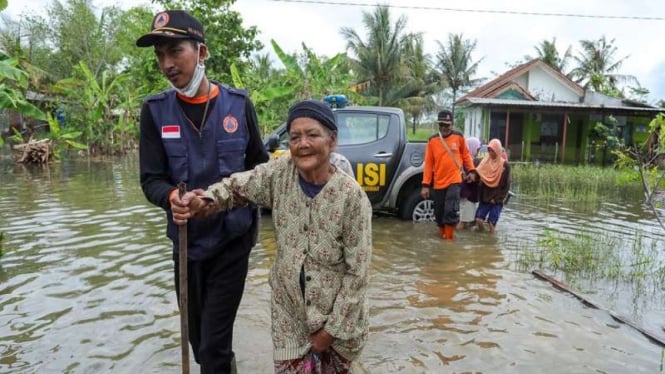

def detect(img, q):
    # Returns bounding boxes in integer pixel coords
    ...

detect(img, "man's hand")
[171,189,209,225]
[420,186,430,199]
[310,329,334,354]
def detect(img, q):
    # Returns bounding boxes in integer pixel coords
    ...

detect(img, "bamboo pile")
[12,138,53,164]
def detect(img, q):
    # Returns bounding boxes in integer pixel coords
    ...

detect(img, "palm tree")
[525,37,572,72]
[569,36,636,94]
[340,5,407,106]
[394,32,438,133]
[434,33,483,118]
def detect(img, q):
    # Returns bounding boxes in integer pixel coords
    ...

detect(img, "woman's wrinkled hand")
[310,329,334,354]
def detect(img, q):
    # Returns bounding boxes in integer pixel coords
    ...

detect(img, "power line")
[269,0,665,21]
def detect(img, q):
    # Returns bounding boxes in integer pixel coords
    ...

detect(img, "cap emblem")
[153,12,169,29]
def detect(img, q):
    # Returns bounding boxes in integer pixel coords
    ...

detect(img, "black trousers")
[432,184,461,226]
[174,233,252,374]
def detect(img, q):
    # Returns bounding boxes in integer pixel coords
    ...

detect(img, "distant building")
[455,59,664,164]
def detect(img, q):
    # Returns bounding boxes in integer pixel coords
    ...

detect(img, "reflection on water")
[0,158,663,373]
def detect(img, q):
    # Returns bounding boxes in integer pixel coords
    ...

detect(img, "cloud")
[233,0,665,101]
[7,0,665,101]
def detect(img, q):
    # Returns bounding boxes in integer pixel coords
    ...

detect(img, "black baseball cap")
[136,10,205,47]
[437,110,453,125]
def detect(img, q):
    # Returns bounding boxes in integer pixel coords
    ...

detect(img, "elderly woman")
[474,138,511,233]
[176,100,372,373]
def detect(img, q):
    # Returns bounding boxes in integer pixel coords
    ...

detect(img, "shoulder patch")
[451,129,464,137]
[428,133,439,140]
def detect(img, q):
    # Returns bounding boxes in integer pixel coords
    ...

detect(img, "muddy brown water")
[0,158,663,373]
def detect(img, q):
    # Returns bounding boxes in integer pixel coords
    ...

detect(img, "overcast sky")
[7,0,665,102]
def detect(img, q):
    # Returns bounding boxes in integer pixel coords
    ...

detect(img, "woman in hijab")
[474,138,511,233]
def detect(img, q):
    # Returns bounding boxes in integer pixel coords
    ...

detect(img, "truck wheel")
[399,190,435,222]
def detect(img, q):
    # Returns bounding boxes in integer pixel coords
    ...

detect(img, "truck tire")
[399,189,435,222]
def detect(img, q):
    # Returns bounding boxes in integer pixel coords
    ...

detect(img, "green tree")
[569,36,636,95]
[231,40,357,134]
[0,14,52,91]
[0,50,45,147]
[393,32,437,133]
[46,0,125,81]
[271,40,353,100]
[340,5,406,106]
[53,61,137,155]
[434,33,482,118]
[525,37,572,72]
[115,6,165,94]
[615,114,665,231]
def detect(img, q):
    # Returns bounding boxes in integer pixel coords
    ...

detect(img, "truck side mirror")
[267,133,280,152]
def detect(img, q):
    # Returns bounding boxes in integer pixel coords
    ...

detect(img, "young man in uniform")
[136,10,269,373]
[421,110,477,240]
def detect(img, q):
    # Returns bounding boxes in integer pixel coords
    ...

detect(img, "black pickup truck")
[265,105,434,221]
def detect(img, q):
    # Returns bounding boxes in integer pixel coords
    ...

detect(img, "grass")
[511,164,644,208]
[406,126,437,142]
[515,229,665,284]
[0,231,4,257]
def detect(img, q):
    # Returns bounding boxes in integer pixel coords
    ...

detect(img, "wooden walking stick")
[177,182,190,374]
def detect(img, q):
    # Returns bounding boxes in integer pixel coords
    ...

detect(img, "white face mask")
[170,43,206,98]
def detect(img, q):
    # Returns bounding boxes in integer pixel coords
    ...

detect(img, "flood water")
[0,157,664,373]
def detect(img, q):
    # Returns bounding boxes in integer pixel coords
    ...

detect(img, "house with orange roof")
[455,58,663,164]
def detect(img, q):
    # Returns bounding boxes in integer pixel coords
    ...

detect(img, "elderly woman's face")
[288,117,336,173]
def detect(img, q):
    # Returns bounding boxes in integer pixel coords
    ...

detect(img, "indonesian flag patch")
[161,125,181,139]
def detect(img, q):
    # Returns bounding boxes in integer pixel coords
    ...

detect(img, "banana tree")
[230,62,294,135]
[45,112,87,158]
[271,39,355,101]
[0,51,45,146]
[53,61,134,155]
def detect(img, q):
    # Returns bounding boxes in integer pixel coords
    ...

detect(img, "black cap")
[287,100,337,132]
[437,110,453,125]
[136,10,205,47]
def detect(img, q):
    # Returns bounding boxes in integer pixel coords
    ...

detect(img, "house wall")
[527,68,580,103]
[462,107,484,139]
[514,75,528,88]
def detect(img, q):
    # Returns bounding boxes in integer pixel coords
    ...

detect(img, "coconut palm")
[569,36,636,94]
[393,32,438,133]
[340,5,407,106]
[434,33,483,117]
[525,37,572,72]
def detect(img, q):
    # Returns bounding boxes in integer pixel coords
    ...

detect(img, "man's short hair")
[437,110,453,125]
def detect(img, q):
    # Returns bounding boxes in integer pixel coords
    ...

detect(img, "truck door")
[335,110,403,205]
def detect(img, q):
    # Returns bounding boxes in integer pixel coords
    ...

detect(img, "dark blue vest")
[147,84,254,260]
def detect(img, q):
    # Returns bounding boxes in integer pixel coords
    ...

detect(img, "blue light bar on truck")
[324,94,348,108]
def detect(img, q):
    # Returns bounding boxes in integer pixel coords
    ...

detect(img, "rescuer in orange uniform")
[421,110,478,240]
